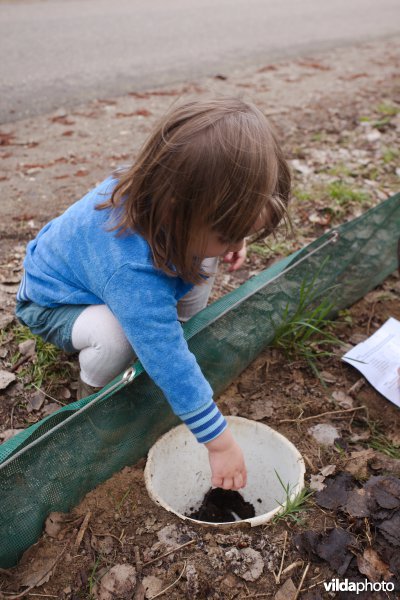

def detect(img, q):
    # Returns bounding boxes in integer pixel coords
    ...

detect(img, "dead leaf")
[116,109,152,118]
[345,488,371,518]
[0,311,14,330]
[344,449,375,479]
[91,534,115,555]
[291,159,313,176]
[310,474,326,492]
[45,512,71,539]
[320,465,336,477]
[349,333,368,345]
[340,72,368,81]
[332,390,354,409]
[50,116,75,125]
[28,391,45,411]
[257,64,278,73]
[157,524,191,549]
[315,473,355,510]
[316,528,356,576]
[357,547,393,582]
[308,423,340,447]
[378,513,400,546]
[297,60,331,71]
[0,131,16,145]
[370,452,400,477]
[319,371,336,383]
[18,338,36,357]
[293,530,323,563]
[225,547,264,582]
[142,575,163,598]
[274,577,297,600]
[93,564,136,600]
[308,211,331,226]
[59,387,72,400]
[16,548,60,589]
[0,369,16,390]
[41,402,61,417]
[249,399,274,420]
[365,475,400,510]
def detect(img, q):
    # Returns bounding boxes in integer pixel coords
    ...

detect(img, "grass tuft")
[327,181,369,207]
[12,325,68,389]
[366,422,400,459]
[271,267,344,369]
[272,470,313,524]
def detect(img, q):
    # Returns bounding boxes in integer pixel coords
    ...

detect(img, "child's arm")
[103,263,247,489]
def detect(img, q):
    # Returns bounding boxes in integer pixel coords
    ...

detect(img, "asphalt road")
[1,0,399,123]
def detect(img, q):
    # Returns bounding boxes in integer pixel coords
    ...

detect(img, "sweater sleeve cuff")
[179,399,228,444]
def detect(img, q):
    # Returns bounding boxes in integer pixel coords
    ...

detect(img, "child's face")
[200,209,270,258]
[202,233,245,258]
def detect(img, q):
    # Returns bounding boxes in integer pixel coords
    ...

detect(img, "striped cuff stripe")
[197,419,228,444]
[189,410,224,435]
[184,406,219,430]
[183,401,216,426]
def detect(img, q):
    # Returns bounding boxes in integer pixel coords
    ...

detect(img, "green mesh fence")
[0,192,399,567]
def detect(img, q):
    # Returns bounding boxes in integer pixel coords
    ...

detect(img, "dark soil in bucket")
[187,487,256,523]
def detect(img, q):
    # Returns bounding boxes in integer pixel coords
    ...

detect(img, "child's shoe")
[77,376,102,400]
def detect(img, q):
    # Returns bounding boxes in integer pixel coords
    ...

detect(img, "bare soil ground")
[0,38,400,599]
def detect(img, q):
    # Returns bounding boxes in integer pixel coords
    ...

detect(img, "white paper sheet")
[342,317,400,408]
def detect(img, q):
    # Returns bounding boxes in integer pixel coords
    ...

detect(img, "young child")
[15,97,291,492]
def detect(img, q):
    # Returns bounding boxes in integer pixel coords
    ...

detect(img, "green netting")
[0,192,399,567]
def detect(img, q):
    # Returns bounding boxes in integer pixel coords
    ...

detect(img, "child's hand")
[205,428,247,490]
[223,240,247,272]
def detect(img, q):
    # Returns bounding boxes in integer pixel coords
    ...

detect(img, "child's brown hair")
[97,97,291,284]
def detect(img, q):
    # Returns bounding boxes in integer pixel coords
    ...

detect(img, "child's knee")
[72,304,136,385]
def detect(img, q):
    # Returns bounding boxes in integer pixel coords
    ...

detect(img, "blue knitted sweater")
[17,177,227,443]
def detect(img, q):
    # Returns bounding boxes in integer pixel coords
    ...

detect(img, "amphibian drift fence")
[0,192,399,566]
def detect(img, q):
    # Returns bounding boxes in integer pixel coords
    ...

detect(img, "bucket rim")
[144,416,306,527]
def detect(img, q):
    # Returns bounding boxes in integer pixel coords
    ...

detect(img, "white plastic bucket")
[144,416,305,526]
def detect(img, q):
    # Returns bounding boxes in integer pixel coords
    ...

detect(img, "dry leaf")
[357,548,393,582]
[316,529,356,576]
[308,423,340,446]
[344,449,375,479]
[93,564,136,600]
[319,371,336,384]
[16,549,59,589]
[320,465,336,477]
[332,391,354,409]
[91,535,115,555]
[18,338,36,357]
[274,577,297,600]
[142,575,163,599]
[345,488,371,518]
[0,313,14,328]
[249,399,274,420]
[45,512,70,539]
[315,473,355,510]
[0,370,16,390]
[225,547,264,582]
[310,474,326,492]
